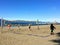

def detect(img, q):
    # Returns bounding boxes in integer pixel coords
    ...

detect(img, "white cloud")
[45,18,60,22]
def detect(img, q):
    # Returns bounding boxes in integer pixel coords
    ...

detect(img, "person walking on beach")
[29,24,31,31]
[50,24,56,35]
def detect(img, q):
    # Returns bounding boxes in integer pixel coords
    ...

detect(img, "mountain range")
[0,19,59,26]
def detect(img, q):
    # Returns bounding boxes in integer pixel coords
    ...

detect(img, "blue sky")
[0,0,60,22]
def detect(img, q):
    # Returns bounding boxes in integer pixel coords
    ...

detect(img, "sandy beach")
[0,25,60,45]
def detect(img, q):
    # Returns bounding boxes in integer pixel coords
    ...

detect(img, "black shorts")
[51,30,54,32]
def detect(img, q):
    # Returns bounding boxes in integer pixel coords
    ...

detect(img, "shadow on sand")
[1,29,51,38]
[50,32,60,45]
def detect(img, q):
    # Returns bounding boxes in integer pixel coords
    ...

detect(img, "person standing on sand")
[18,25,20,30]
[50,24,56,35]
[7,24,11,30]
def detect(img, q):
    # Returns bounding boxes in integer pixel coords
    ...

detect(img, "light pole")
[1,17,3,32]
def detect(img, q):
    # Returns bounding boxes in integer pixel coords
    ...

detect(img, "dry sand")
[0,25,60,45]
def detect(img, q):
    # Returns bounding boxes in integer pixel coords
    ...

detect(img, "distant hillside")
[0,19,60,26]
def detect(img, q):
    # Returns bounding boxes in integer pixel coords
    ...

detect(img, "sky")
[0,0,60,22]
